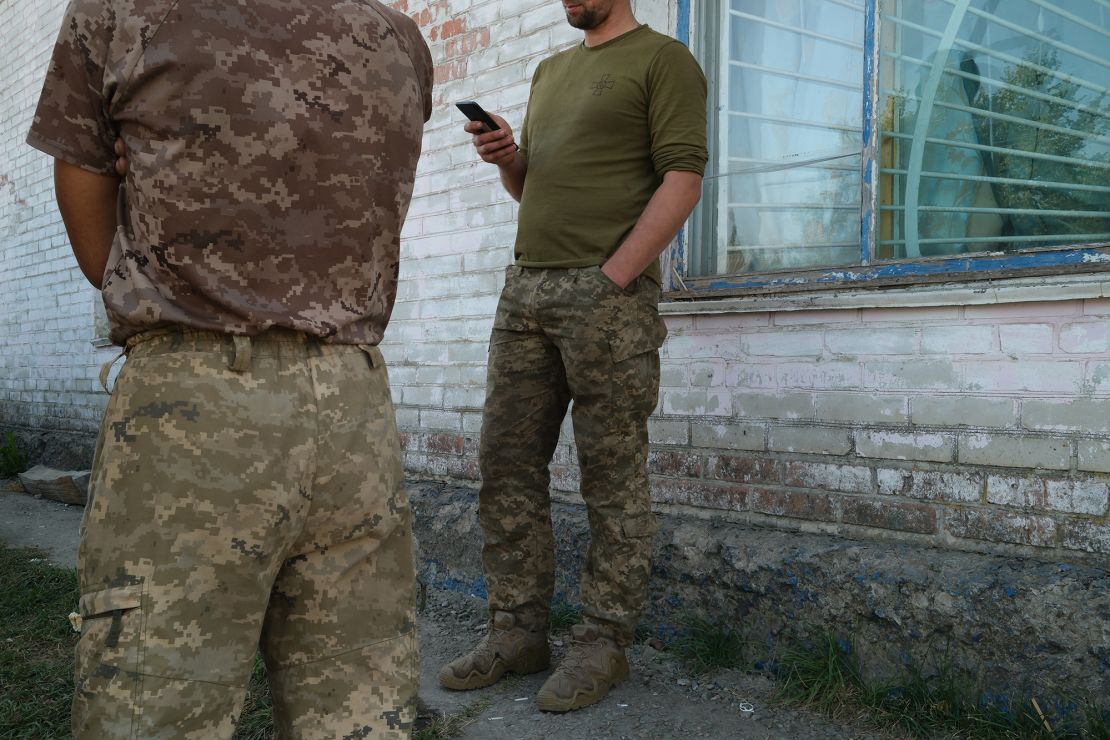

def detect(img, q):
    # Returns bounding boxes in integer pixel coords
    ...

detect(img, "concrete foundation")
[409,480,1110,703]
[0,426,97,472]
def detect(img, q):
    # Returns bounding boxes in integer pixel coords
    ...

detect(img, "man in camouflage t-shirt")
[28,1,432,737]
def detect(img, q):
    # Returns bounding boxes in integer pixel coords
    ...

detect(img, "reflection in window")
[691,0,866,277]
[879,0,1110,258]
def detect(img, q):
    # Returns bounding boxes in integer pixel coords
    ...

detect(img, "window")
[680,0,1110,293]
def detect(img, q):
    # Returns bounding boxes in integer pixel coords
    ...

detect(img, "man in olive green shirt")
[438,0,708,713]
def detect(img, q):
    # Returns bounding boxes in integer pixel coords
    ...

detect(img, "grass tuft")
[776,634,863,715]
[776,634,1110,739]
[412,698,491,740]
[633,622,654,645]
[233,655,274,739]
[0,432,24,476]
[547,602,582,631]
[671,613,747,672]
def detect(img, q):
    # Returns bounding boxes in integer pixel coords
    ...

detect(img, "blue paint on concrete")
[420,561,487,598]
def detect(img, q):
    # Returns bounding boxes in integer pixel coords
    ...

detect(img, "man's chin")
[566,14,596,29]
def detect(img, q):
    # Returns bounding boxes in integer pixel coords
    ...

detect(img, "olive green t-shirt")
[515,25,708,285]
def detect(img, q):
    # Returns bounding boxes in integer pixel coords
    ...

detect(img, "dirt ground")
[416,588,880,740]
[1,482,879,739]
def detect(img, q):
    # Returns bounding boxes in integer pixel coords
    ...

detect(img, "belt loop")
[357,344,381,368]
[229,335,252,373]
[98,351,126,394]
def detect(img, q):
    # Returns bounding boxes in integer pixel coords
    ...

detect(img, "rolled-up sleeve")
[26,0,117,175]
[646,41,708,177]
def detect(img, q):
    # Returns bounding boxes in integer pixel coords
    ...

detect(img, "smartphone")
[455,100,501,132]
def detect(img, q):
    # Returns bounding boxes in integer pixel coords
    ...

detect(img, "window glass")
[879,0,1110,258]
[692,0,866,277]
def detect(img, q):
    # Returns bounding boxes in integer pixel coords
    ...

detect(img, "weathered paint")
[676,0,691,46]
[860,0,879,267]
[695,247,1110,293]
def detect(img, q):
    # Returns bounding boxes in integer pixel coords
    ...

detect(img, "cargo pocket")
[607,314,668,364]
[74,583,144,692]
[620,513,659,540]
[588,268,667,364]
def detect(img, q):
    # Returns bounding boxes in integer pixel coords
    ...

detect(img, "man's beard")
[567,5,608,29]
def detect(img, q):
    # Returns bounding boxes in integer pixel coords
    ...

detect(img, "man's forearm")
[499,156,528,202]
[54,159,120,289]
[602,170,703,288]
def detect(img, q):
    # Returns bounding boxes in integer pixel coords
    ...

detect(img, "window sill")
[660,271,1109,316]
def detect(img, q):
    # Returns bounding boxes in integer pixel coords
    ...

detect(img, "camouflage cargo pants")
[479,266,667,646]
[74,327,417,739]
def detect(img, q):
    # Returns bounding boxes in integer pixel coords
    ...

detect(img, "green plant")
[633,622,654,645]
[0,432,24,476]
[547,601,582,631]
[671,614,747,672]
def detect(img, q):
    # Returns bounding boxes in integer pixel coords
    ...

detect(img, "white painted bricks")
[5,0,1110,561]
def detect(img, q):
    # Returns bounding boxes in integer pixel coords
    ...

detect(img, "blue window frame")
[672,0,1110,297]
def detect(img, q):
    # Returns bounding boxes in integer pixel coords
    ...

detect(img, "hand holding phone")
[456,100,519,157]
[455,100,502,133]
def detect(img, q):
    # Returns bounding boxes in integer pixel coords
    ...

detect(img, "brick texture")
[0,0,119,442]
[5,0,1110,564]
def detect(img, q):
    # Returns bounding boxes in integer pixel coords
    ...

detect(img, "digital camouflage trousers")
[74,327,417,739]
[479,265,667,646]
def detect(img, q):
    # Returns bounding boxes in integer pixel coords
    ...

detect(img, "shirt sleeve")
[26,0,117,176]
[395,12,435,123]
[646,41,709,177]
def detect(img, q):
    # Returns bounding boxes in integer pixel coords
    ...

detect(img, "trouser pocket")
[73,583,145,737]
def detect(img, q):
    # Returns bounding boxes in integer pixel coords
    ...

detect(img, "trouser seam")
[110,669,248,689]
[268,628,416,674]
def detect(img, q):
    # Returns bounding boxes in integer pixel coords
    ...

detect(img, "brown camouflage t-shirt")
[28,0,433,346]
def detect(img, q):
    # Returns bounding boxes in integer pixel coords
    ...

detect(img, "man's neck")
[582,12,640,48]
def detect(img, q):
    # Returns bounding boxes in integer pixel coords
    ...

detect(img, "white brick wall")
[378,0,1110,561]
[1,0,118,442]
[3,0,1109,560]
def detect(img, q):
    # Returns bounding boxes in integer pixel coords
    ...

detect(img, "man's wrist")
[601,260,635,289]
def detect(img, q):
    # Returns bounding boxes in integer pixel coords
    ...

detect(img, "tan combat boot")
[535,623,629,712]
[437,610,551,690]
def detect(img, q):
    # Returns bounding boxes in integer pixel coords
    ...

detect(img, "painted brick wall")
[0,0,118,445]
[384,0,1110,563]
